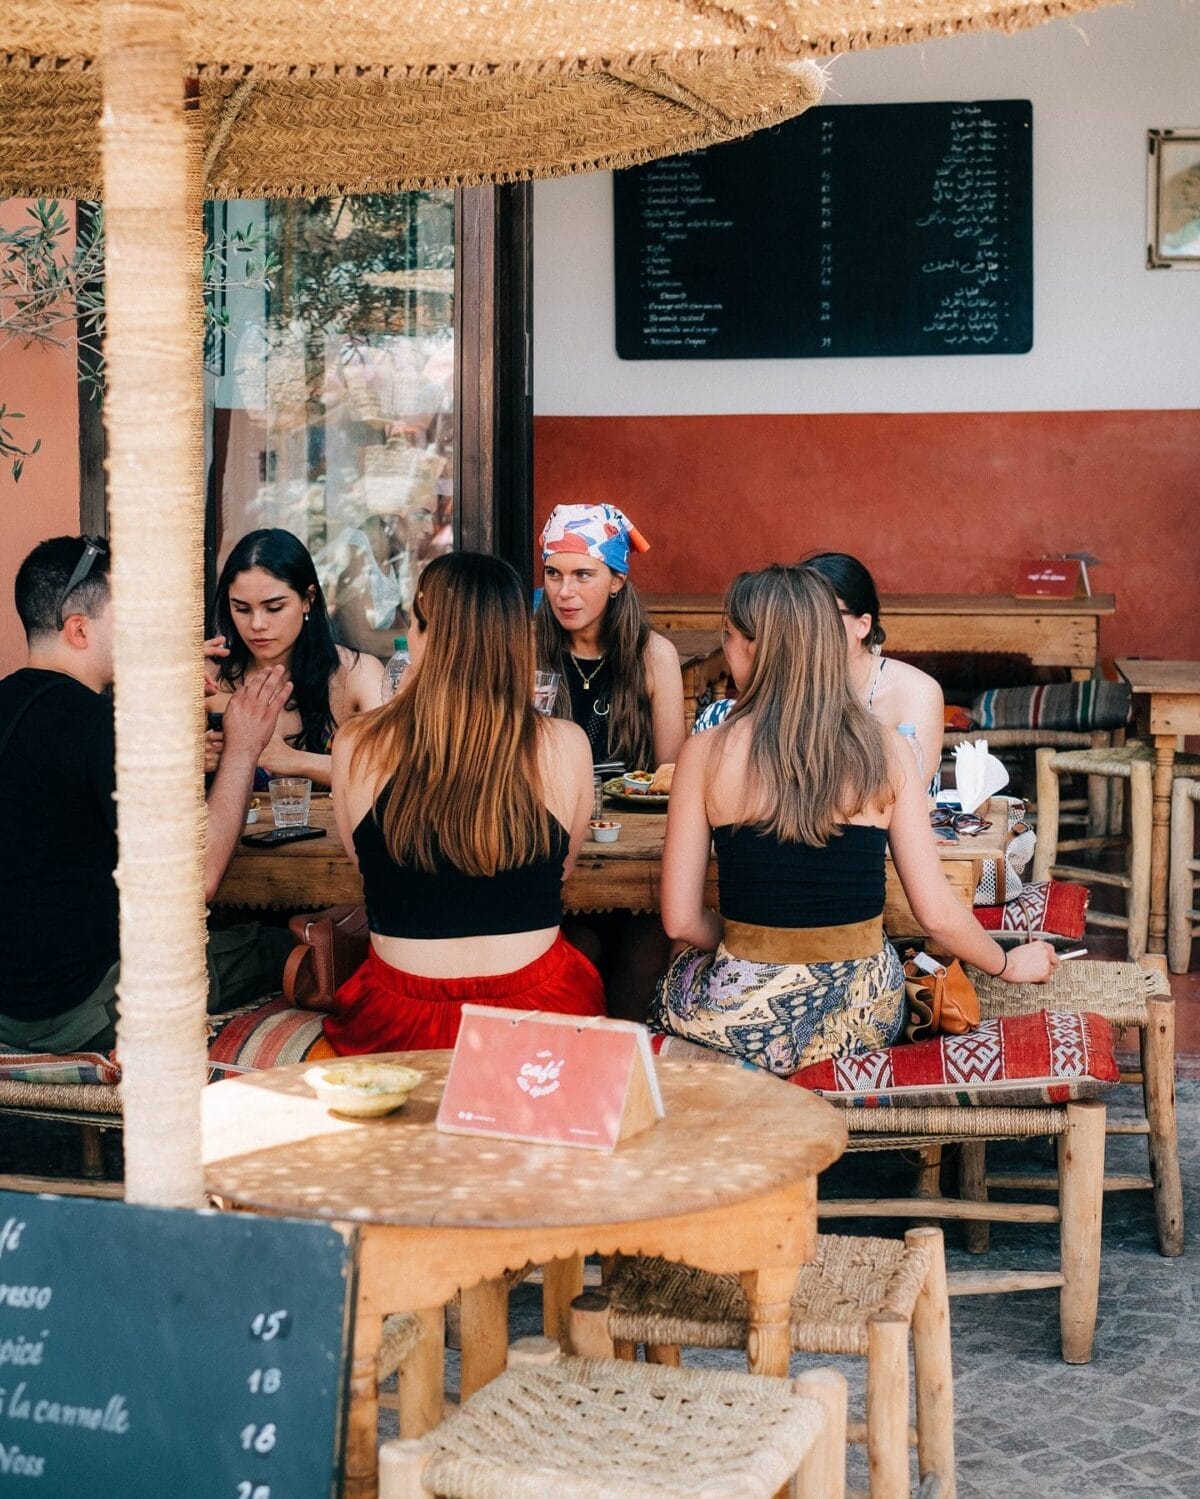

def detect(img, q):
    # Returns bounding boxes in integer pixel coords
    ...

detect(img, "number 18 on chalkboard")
[614,100,1034,359]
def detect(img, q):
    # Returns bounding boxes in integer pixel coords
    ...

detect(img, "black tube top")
[353,789,569,939]
[714,822,887,929]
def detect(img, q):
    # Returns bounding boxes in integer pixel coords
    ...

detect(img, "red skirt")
[321,933,606,1056]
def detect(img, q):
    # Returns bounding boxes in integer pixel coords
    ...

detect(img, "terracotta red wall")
[533,410,1200,664]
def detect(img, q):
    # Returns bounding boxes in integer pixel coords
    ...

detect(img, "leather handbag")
[281,905,370,1012]
[902,950,981,1042]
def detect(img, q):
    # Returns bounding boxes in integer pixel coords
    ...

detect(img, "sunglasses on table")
[55,535,108,630]
[930,808,992,836]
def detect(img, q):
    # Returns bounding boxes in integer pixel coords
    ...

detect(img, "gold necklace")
[569,652,607,693]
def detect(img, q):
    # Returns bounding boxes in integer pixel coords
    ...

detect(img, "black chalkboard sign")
[0,1192,354,1498]
[614,100,1033,358]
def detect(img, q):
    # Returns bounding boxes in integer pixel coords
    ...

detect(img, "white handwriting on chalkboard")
[240,1422,277,1455]
[0,1384,130,1433]
[249,1311,289,1342]
[247,1367,282,1396]
[0,1285,51,1311]
[0,1443,44,1477]
[237,1483,271,1499]
[0,1336,43,1368]
[0,1219,24,1260]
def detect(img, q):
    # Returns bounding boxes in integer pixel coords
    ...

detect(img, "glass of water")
[269,776,312,828]
[532,670,560,715]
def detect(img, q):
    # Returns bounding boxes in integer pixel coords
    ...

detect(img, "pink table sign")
[436,1007,664,1151]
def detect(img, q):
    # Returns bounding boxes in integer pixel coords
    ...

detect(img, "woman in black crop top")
[323,553,604,1055]
[651,566,1058,1075]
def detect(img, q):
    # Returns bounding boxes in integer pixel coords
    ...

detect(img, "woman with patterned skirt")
[651,565,1057,1076]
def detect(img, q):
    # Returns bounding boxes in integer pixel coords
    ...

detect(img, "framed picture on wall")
[1147,129,1200,268]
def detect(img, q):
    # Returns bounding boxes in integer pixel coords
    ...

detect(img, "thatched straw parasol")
[0,0,1114,1211]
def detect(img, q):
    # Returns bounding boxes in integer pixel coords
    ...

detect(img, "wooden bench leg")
[398,1306,446,1440]
[80,1123,105,1179]
[867,1311,911,1499]
[907,1228,956,1499]
[568,1289,617,1359]
[1033,749,1058,885]
[542,1254,584,1348]
[459,1278,509,1403]
[1058,1101,1105,1364]
[1127,759,1153,962]
[957,1143,990,1255]
[1168,779,1197,974]
[1142,996,1184,1257]
[794,1368,848,1499]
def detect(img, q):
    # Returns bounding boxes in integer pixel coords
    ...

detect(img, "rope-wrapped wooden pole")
[101,0,208,1207]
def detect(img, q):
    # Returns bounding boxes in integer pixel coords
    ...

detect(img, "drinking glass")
[269,777,312,828]
[533,670,560,715]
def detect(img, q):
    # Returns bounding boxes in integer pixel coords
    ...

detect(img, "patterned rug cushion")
[790,1009,1119,1108]
[975,880,1090,941]
[0,1047,121,1086]
[206,997,335,1075]
[972,681,1131,732]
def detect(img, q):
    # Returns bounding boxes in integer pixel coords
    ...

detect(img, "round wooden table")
[202,1051,846,1499]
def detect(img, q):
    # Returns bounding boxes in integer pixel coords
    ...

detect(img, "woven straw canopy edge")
[0,0,1116,197]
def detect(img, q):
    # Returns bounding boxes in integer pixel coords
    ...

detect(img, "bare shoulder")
[645,629,682,672]
[538,715,591,766]
[884,656,943,704]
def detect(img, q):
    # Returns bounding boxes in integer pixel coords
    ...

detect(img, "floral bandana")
[539,504,650,576]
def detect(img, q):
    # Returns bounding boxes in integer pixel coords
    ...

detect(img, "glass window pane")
[205,193,455,658]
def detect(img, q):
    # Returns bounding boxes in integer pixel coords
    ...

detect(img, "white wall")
[533,0,1199,415]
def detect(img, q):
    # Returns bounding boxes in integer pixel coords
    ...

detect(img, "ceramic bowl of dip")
[589,819,622,843]
[304,1062,424,1119]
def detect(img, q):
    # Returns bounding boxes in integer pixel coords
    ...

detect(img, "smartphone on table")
[240,826,327,848]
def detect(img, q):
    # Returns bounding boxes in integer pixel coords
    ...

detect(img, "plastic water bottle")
[381,636,410,703]
[897,722,925,787]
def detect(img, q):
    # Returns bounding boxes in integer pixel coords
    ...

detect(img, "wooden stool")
[569,1227,954,1499]
[379,1340,849,1499]
[1033,745,1156,959]
[1169,777,1200,974]
[825,1100,1107,1364]
[968,961,1181,1257]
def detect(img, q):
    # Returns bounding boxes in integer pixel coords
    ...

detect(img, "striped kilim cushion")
[207,997,334,1075]
[972,680,1131,731]
[0,1047,120,1086]
[790,1010,1119,1108]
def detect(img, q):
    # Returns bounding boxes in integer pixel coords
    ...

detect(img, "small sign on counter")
[436,1008,665,1151]
[1014,557,1091,598]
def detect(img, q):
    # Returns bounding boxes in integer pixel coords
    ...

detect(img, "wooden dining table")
[202,1050,847,1499]
[216,795,1012,937]
[1115,659,1200,968]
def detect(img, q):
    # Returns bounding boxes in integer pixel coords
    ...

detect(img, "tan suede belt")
[721,916,884,965]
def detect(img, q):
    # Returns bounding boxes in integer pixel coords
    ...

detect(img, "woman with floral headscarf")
[536,504,685,770]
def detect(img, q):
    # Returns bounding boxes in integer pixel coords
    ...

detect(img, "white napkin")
[953,739,1009,815]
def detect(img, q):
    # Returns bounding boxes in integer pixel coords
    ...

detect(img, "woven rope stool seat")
[1169,778,1200,974]
[0,1079,123,1191]
[967,959,1181,1256]
[573,1231,953,1499]
[380,1352,840,1499]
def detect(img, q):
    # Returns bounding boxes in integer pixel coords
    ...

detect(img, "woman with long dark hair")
[536,505,684,770]
[323,552,604,1053]
[797,551,944,793]
[654,565,1055,1074]
[209,528,383,787]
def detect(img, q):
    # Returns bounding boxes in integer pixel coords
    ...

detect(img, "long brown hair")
[716,565,893,845]
[536,576,654,770]
[350,552,550,876]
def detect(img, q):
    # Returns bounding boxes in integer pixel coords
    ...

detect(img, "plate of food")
[602,764,673,809]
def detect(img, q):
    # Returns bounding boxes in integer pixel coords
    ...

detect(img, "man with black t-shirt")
[0,535,294,1054]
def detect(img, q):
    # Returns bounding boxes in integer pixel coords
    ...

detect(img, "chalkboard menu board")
[0,1193,354,1497]
[614,100,1033,358]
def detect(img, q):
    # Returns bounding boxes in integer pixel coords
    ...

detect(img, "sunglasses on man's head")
[55,535,108,631]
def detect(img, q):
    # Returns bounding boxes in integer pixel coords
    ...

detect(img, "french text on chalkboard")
[614,100,1033,359]
[0,1194,354,1498]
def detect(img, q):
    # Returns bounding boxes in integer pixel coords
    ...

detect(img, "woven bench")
[569,1228,954,1499]
[379,1340,850,1499]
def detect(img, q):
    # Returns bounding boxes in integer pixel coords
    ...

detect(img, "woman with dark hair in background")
[536,504,685,770]
[324,551,603,1053]
[798,551,944,794]
[208,527,383,787]
[654,565,1055,1074]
